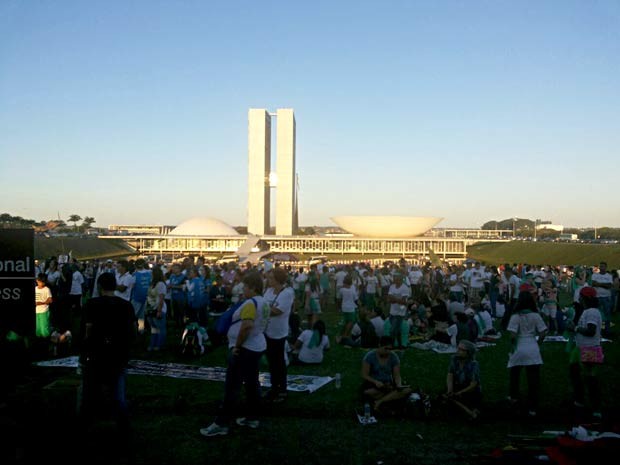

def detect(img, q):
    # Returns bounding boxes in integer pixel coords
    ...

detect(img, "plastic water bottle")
[364,402,371,422]
[334,373,341,389]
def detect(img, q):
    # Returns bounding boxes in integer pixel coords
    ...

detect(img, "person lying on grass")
[361,336,412,413]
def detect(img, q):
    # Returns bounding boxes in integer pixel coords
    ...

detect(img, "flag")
[428,248,442,266]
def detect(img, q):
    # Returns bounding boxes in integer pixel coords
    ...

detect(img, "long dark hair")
[514,291,538,313]
[312,320,326,339]
[151,266,165,287]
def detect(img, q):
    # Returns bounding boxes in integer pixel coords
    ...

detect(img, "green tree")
[82,216,96,229]
[68,214,82,231]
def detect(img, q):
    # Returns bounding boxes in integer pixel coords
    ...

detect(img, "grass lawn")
[468,241,620,268]
[5,290,620,465]
[35,237,135,261]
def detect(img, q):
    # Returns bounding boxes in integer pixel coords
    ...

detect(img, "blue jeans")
[598,296,612,331]
[147,313,167,349]
[131,299,146,333]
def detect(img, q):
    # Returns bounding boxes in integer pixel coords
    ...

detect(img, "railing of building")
[100,234,506,259]
[425,229,513,239]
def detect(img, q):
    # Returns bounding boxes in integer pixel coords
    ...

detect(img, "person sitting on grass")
[361,336,412,414]
[292,320,330,364]
[443,340,482,420]
[339,306,381,348]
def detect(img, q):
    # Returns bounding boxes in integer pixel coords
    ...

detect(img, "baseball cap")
[519,282,535,293]
[579,286,597,298]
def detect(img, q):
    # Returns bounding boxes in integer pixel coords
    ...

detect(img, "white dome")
[331,216,443,238]
[168,217,239,236]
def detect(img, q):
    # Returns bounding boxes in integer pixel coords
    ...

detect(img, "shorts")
[342,311,357,323]
[306,298,322,315]
[541,305,557,319]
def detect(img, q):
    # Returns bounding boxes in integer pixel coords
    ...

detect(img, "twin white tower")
[247,108,298,236]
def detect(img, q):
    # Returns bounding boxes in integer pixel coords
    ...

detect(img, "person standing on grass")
[264,267,295,403]
[200,272,267,437]
[131,258,152,335]
[304,272,322,329]
[567,286,604,419]
[338,275,359,341]
[146,266,167,351]
[78,272,136,441]
[114,260,135,302]
[319,266,331,310]
[591,261,613,336]
[387,273,411,349]
[35,274,53,340]
[506,284,547,417]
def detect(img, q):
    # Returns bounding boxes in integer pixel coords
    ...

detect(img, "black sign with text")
[0,229,35,336]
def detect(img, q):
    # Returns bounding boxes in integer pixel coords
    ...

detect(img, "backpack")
[180,326,203,357]
[214,298,256,335]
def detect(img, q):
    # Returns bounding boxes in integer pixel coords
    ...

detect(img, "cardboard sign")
[0,229,35,336]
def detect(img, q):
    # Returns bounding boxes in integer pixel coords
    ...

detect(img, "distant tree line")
[481,218,620,240]
[0,213,96,233]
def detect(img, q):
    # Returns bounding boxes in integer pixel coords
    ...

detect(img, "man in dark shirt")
[79,272,136,435]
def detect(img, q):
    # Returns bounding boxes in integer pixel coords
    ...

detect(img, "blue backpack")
[214,298,257,335]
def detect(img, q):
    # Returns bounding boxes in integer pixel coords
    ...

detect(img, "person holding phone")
[361,336,412,413]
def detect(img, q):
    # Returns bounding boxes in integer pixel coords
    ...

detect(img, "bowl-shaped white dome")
[168,217,239,236]
[330,216,442,238]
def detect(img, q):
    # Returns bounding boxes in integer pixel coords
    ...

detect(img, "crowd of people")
[27,255,618,436]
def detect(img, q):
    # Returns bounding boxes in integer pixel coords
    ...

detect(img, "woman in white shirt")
[506,284,547,417]
[146,266,168,351]
[264,267,295,402]
[568,286,604,418]
[294,320,330,364]
[200,272,267,437]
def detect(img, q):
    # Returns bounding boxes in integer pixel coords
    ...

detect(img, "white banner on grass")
[34,357,333,393]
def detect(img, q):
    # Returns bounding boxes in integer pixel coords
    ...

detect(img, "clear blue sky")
[1,0,618,229]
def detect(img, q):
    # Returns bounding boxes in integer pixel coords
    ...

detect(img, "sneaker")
[200,423,229,437]
[592,411,602,419]
[528,410,537,417]
[235,417,259,429]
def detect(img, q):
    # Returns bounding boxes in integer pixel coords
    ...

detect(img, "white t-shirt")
[35,285,52,314]
[508,275,521,299]
[338,286,358,312]
[70,270,84,295]
[264,286,294,339]
[470,268,485,289]
[335,270,348,288]
[115,272,135,301]
[475,310,493,334]
[146,281,168,314]
[231,282,245,304]
[408,269,423,285]
[591,272,612,298]
[449,273,463,292]
[297,329,330,364]
[227,296,268,352]
[365,276,379,294]
[575,307,602,348]
[370,316,385,337]
[507,311,547,367]
[388,283,411,316]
